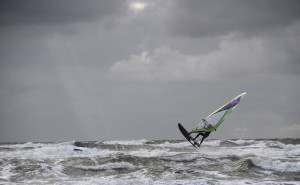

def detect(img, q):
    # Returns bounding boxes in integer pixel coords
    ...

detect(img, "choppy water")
[0,139,299,185]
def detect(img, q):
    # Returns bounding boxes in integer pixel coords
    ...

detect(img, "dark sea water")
[0,139,299,185]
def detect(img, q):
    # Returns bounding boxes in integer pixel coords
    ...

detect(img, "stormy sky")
[1,0,300,142]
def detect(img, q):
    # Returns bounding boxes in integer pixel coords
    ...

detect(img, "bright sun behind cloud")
[129,2,148,11]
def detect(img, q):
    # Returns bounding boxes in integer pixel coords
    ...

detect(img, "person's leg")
[198,132,210,147]
[191,132,204,141]
[199,136,205,146]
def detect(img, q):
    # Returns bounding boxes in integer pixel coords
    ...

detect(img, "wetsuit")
[190,123,214,147]
[191,132,211,147]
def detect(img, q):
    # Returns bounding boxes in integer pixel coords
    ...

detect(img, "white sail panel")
[206,110,227,127]
[196,110,227,130]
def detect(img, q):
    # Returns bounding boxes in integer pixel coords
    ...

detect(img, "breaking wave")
[1,139,299,185]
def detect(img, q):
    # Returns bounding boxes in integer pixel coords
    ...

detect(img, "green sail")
[191,92,246,133]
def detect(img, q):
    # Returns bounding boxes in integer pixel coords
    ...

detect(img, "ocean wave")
[224,158,254,172]
[72,162,137,171]
[251,157,300,172]
[102,140,148,146]
[1,139,300,184]
[229,139,256,146]
[274,138,300,145]
[74,141,98,148]
[0,142,115,160]
[202,140,254,147]
[203,140,222,146]
[0,164,14,181]
[149,141,191,148]
[0,142,46,152]
[161,153,200,162]
[220,140,240,147]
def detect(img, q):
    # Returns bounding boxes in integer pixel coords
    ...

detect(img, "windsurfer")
[178,92,246,148]
[190,123,215,147]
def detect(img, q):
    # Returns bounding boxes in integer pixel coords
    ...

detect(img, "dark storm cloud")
[0,0,125,26]
[0,1,300,142]
[167,0,300,37]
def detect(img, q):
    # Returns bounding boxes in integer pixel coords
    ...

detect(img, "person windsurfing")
[190,123,215,147]
[178,92,246,148]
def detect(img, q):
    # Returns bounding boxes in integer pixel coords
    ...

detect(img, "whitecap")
[0,164,14,181]
[102,140,148,146]
[149,141,191,148]
[0,142,115,160]
[230,139,256,145]
[252,157,300,172]
[203,140,222,146]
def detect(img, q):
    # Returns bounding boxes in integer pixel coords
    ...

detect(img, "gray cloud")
[166,0,300,37]
[0,0,126,26]
[108,33,300,82]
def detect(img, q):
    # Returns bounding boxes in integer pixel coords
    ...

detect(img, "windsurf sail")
[191,92,246,133]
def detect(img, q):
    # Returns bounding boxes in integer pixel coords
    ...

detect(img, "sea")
[0,139,299,185]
